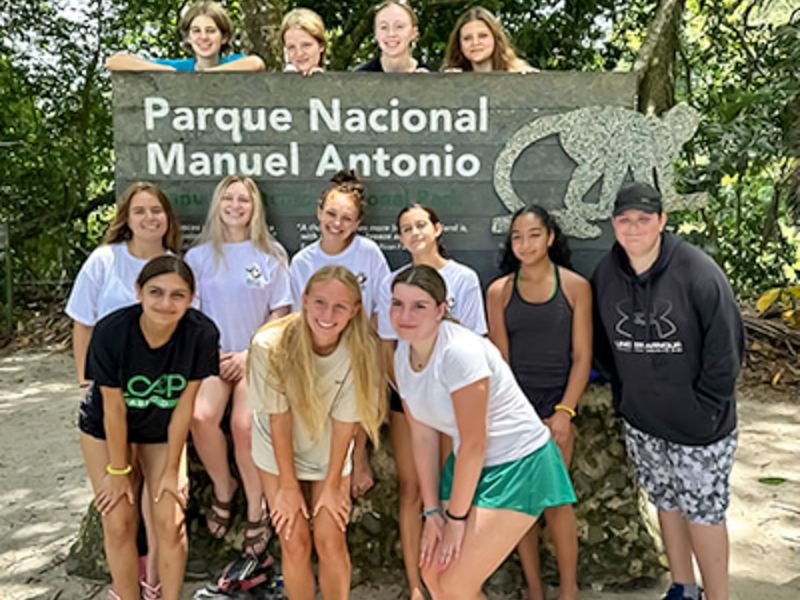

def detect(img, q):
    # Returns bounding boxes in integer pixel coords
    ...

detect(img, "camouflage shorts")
[623,423,738,525]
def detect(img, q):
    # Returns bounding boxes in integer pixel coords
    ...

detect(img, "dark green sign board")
[113,72,642,281]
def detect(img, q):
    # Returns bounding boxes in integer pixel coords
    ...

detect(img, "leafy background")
[0,0,798,315]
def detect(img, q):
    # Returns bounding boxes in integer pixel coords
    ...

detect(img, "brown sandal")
[243,513,271,558]
[206,488,236,539]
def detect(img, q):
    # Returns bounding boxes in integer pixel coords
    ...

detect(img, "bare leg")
[351,426,375,498]
[544,504,579,600]
[423,507,535,600]
[311,477,352,600]
[259,470,315,600]
[230,379,267,538]
[658,509,696,585]
[141,486,158,587]
[138,444,187,600]
[191,377,237,534]
[80,433,140,600]
[688,521,729,600]
[390,411,425,600]
[517,525,545,600]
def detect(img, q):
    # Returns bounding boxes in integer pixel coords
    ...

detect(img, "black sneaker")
[662,583,703,600]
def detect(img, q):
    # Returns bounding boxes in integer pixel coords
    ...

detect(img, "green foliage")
[674,1,800,296]
[0,0,797,309]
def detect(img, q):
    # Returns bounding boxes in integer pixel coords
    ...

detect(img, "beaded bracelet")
[421,507,442,519]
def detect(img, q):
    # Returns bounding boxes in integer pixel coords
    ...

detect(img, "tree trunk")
[635,0,685,116]
[239,0,288,70]
[66,385,665,589]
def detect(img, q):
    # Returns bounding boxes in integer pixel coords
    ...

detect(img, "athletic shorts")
[624,422,737,525]
[439,439,576,518]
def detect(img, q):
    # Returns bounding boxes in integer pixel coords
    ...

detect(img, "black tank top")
[504,265,573,416]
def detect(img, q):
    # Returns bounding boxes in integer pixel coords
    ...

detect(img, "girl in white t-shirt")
[185,175,292,559]
[376,203,486,600]
[65,181,181,600]
[248,265,386,599]
[390,265,575,599]
[289,170,390,498]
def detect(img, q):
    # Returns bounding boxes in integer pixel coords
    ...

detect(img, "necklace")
[410,346,432,371]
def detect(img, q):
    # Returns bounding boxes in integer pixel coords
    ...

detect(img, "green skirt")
[439,439,576,518]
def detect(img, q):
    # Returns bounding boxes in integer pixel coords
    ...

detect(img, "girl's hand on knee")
[155,468,184,507]
[219,352,246,383]
[313,483,351,532]
[419,513,444,569]
[437,519,467,571]
[271,487,309,540]
[95,474,134,515]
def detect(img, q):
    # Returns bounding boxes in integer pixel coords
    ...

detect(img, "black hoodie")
[591,232,744,445]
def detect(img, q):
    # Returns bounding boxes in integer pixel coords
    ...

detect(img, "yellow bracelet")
[554,404,577,419]
[106,464,133,476]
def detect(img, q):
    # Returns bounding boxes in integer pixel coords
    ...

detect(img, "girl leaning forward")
[248,265,386,600]
[390,265,575,600]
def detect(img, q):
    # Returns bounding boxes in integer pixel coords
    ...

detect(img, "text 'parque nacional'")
[143,96,488,179]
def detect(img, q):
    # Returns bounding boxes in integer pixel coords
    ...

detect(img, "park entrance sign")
[112,72,700,280]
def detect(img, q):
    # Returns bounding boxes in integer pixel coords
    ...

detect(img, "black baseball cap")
[612,182,663,216]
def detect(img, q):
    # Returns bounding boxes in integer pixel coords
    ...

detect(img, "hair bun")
[330,169,361,185]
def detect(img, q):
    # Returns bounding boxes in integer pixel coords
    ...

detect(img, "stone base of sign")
[66,384,664,589]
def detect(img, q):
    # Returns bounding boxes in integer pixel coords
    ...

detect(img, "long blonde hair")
[193,175,286,266]
[253,266,386,443]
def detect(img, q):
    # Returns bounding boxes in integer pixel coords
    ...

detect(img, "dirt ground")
[1,349,798,600]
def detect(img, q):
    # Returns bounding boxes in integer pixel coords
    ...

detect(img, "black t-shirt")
[354,56,434,72]
[80,304,220,443]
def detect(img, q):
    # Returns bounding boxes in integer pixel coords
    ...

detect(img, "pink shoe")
[106,588,121,600]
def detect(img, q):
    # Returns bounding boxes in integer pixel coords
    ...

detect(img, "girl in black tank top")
[486,204,592,600]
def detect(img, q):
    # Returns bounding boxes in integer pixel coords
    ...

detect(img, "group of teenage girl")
[106,1,536,76]
[69,167,587,600]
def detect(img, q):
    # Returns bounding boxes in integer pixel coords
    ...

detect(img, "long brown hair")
[102,182,181,252]
[443,6,529,72]
[250,266,386,444]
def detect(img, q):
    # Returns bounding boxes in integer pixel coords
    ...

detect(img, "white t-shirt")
[248,323,361,480]
[395,321,549,466]
[378,260,488,340]
[289,235,390,317]
[66,243,153,326]
[185,241,292,353]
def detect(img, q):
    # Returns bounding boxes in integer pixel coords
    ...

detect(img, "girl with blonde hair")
[289,171,391,499]
[443,6,534,72]
[281,8,327,75]
[249,265,386,600]
[185,175,292,561]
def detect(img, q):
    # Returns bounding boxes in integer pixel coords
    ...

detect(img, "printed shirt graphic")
[186,241,292,352]
[85,304,220,443]
[612,297,684,354]
[377,259,487,340]
[123,373,188,409]
[289,235,390,316]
